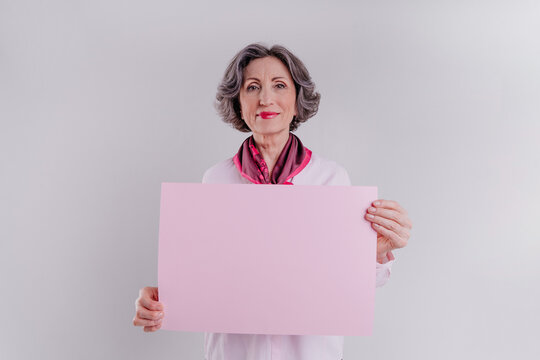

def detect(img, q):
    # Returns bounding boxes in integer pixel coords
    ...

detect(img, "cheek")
[287,92,297,112]
[240,97,255,113]
[288,100,297,116]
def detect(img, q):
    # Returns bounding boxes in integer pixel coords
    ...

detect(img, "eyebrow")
[245,77,287,82]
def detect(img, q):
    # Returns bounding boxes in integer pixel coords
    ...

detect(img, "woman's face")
[239,56,297,137]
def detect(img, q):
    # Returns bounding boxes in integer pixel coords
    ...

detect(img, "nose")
[259,87,273,106]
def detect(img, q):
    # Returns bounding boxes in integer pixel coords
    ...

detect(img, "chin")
[255,126,289,136]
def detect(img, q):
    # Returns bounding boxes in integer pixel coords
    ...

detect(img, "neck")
[252,130,290,177]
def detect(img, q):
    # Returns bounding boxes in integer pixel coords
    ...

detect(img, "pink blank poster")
[158,183,377,336]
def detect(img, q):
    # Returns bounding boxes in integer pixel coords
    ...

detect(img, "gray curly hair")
[215,43,321,132]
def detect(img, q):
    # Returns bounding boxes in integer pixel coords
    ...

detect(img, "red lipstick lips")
[259,112,279,119]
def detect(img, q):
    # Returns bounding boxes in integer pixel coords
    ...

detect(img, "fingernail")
[374,201,380,206]
[367,214,374,219]
[158,312,163,318]
[373,223,380,227]
[156,318,162,323]
[368,207,376,213]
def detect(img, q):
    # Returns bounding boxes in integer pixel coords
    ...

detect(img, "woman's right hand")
[133,286,164,332]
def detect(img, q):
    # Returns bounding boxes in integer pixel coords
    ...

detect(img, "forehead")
[243,56,293,80]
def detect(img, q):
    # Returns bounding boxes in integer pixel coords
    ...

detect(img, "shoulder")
[293,152,351,186]
[202,157,247,184]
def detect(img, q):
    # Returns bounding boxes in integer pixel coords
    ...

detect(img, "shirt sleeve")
[329,165,352,186]
[202,169,209,184]
[376,251,395,287]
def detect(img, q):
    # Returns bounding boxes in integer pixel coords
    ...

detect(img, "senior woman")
[133,43,412,359]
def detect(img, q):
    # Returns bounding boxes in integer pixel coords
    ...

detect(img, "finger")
[368,214,408,239]
[138,288,164,311]
[144,323,162,332]
[137,296,164,312]
[372,222,408,249]
[136,306,164,321]
[373,199,405,214]
[133,317,163,327]
[140,286,159,301]
[366,207,412,229]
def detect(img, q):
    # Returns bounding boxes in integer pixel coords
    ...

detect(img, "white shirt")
[201,152,394,360]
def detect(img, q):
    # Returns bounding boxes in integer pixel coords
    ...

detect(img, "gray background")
[1,0,539,359]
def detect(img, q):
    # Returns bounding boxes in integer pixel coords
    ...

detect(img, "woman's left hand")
[364,199,412,263]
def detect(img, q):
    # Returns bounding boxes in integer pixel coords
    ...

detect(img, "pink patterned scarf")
[233,133,312,185]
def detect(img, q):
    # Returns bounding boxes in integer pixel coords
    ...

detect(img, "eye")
[276,83,286,89]
[247,84,259,91]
